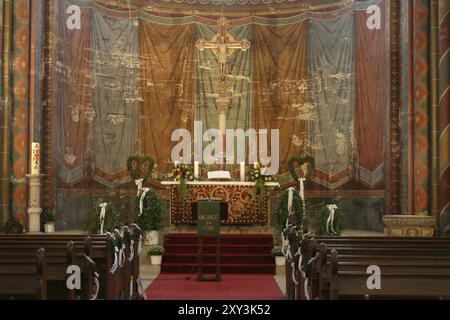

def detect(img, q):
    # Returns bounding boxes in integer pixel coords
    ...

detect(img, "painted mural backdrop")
[52,0,389,230]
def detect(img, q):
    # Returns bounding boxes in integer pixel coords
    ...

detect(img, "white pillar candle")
[31,143,40,175]
[240,162,246,181]
[194,161,199,179]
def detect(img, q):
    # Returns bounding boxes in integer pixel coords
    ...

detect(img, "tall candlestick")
[240,162,246,181]
[194,161,199,179]
[31,143,40,175]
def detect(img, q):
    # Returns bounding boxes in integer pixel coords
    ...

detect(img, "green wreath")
[127,155,155,181]
[275,188,304,232]
[314,204,345,236]
[84,204,121,235]
[287,156,315,181]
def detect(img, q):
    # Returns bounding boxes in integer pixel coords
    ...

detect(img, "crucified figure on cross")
[196,17,250,94]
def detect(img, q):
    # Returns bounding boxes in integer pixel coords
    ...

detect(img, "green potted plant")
[135,188,164,245]
[147,245,165,265]
[271,246,285,266]
[42,211,55,233]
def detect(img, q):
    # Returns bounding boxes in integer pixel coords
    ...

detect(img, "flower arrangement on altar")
[247,162,274,208]
[171,162,194,204]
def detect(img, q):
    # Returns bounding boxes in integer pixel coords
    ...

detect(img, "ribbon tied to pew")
[107,232,120,274]
[326,204,338,235]
[99,202,108,234]
[84,253,100,300]
[132,223,143,257]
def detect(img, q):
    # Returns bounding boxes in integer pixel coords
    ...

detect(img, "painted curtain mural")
[252,21,308,175]
[308,12,356,189]
[91,12,139,186]
[196,23,253,133]
[52,0,389,231]
[56,1,91,186]
[139,21,196,174]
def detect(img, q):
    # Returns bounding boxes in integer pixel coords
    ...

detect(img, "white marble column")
[27,174,43,232]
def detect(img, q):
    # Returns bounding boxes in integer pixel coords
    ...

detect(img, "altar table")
[161,181,280,226]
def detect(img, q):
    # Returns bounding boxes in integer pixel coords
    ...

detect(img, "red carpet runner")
[162,233,276,274]
[146,274,285,300]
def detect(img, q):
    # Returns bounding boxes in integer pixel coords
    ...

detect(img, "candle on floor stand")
[31,143,40,175]
[240,162,246,181]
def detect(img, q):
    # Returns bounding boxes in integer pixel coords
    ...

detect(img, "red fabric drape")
[57,3,92,183]
[252,22,309,173]
[355,3,387,182]
[139,22,196,174]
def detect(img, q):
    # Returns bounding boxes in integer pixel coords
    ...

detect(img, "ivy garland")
[84,204,121,235]
[127,155,155,181]
[287,156,315,181]
[275,188,304,232]
[135,188,164,232]
[314,204,345,236]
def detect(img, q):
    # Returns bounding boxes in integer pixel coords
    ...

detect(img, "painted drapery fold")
[354,1,387,187]
[92,12,139,186]
[252,21,309,174]
[57,1,92,185]
[308,13,355,189]
[139,21,196,174]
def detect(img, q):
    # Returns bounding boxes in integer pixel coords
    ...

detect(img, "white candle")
[31,143,40,175]
[240,162,246,181]
[194,161,199,179]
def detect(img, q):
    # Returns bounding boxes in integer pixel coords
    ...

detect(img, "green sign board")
[197,201,221,237]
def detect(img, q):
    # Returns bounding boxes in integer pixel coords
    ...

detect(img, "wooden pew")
[0,227,141,300]
[301,237,450,300]
[130,224,142,300]
[0,239,92,299]
[0,248,47,300]
[0,234,110,299]
[329,249,450,300]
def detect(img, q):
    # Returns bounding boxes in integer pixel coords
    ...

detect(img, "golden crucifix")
[196,17,250,95]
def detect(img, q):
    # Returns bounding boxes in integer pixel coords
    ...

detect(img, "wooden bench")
[329,249,450,300]
[298,237,450,300]
[0,238,93,299]
[0,227,142,300]
[0,248,47,299]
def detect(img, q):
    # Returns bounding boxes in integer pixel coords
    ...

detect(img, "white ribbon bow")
[287,187,295,214]
[139,188,150,216]
[135,179,144,196]
[326,204,338,235]
[107,232,119,274]
[99,203,108,234]
[299,178,306,201]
